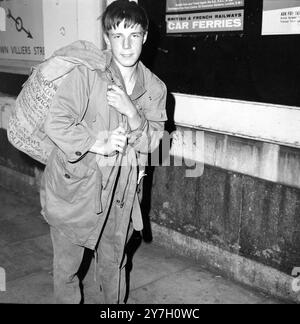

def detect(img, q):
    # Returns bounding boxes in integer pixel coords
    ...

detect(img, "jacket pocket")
[46,150,94,203]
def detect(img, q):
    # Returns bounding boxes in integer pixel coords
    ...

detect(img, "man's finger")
[113,141,126,152]
[111,134,127,144]
[107,93,118,101]
[107,88,120,96]
[113,129,126,137]
[115,124,127,133]
[112,135,127,145]
[108,84,123,93]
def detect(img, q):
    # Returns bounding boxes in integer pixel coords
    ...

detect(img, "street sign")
[0,0,105,74]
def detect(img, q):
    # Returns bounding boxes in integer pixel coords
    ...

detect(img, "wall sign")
[166,10,244,33]
[0,0,44,62]
[167,0,244,12]
[166,0,244,33]
[262,0,300,35]
[0,0,105,74]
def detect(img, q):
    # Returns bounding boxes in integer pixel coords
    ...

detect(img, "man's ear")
[104,33,111,49]
[143,31,148,44]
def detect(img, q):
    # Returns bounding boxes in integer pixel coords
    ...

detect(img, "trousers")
[50,204,133,304]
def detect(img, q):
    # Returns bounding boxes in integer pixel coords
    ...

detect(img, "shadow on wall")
[139,91,176,244]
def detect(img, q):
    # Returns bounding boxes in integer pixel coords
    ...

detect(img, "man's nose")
[123,37,131,49]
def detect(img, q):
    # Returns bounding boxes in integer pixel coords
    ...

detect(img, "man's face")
[105,19,147,68]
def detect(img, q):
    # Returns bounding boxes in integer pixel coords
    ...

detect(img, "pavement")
[0,185,285,304]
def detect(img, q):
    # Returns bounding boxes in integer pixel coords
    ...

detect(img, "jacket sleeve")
[44,66,97,163]
[128,81,167,157]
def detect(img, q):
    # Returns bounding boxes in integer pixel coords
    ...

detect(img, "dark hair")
[102,0,149,34]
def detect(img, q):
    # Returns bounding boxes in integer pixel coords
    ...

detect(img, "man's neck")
[114,60,138,94]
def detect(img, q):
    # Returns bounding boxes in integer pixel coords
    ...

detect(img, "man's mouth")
[121,54,133,57]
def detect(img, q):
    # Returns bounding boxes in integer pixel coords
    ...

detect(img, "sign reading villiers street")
[0,0,44,61]
[166,9,244,33]
[166,0,244,12]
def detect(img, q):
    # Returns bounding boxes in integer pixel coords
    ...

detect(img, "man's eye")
[132,34,141,38]
[113,35,121,39]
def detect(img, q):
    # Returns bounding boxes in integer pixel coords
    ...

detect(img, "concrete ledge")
[203,131,300,189]
[173,93,300,149]
[151,222,300,304]
[172,126,300,189]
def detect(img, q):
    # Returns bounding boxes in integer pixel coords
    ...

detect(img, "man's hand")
[107,85,136,117]
[90,124,127,156]
[107,84,143,131]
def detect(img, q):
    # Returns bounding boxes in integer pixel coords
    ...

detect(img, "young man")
[40,0,167,303]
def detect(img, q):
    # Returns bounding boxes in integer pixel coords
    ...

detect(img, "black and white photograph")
[0,0,299,309]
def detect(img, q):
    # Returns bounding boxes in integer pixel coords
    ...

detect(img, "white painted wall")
[173,93,300,149]
[43,0,105,59]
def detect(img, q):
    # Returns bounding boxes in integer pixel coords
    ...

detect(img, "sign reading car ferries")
[166,10,244,33]
[166,0,244,33]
